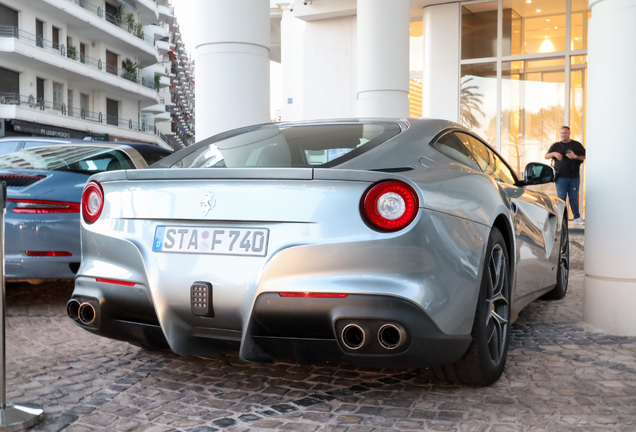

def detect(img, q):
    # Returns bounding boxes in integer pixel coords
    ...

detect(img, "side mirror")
[522,162,555,185]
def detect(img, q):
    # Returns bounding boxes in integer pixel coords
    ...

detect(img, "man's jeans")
[555,177,581,219]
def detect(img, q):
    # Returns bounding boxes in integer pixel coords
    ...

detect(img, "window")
[106,98,119,126]
[68,90,73,116]
[52,26,60,50]
[80,93,89,115]
[174,123,402,169]
[462,2,498,60]
[53,82,63,110]
[431,132,481,171]
[0,146,134,174]
[36,19,44,48]
[460,63,497,140]
[455,132,490,172]
[0,141,22,156]
[106,50,118,75]
[456,132,516,184]
[0,66,19,95]
[502,0,566,55]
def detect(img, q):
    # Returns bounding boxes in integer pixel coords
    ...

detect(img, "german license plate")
[152,226,269,257]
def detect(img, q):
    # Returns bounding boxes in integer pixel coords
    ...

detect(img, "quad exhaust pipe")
[67,299,97,325]
[340,322,406,351]
[341,323,367,350]
[378,323,406,350]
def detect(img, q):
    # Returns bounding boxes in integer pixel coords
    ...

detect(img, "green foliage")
[121,58,139,82]
[67,45,78,60]
[154,74,161,92]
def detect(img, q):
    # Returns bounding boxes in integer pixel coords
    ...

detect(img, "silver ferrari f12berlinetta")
[68,118,568,385]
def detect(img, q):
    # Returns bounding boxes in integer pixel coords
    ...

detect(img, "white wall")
[302,16,357,119]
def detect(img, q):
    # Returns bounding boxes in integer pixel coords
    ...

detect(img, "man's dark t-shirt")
[547,140,586,178]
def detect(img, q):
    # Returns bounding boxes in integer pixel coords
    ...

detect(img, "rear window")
[172,123,401,168]
[0,145,135,174]
[0,140,21,156]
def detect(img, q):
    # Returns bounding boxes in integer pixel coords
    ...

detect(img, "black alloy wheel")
[423,227,511,386]
[542,215,569,300]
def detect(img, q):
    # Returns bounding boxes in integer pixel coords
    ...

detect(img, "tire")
[541,216,569,300]
[423,227,511,386]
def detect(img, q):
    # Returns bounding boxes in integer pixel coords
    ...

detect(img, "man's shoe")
[573,218,585,225]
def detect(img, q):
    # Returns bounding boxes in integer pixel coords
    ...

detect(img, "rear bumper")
[244,293,472,367]
[71,276,169,350]
[70,277,471,366]
[6,256,79,280]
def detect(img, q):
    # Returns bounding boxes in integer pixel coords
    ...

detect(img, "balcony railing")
[0,26,156,91]
[0,93,169,146]
[66,0,156,46]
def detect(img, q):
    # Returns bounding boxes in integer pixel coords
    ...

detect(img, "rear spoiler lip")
[89,167,415,183]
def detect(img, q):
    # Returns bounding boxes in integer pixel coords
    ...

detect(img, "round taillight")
[361,181,419,232]
[82,181,104,224]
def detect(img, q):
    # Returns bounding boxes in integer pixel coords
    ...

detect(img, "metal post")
[0,182,43,431]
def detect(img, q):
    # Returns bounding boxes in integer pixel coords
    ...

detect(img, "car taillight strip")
[96,278,136,287]
[8,199,80,214]
[25,251,72,257]
[279,292,349,298]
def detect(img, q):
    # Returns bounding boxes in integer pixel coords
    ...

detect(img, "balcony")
[36,0,160,63]
[157,5,175,24]
[0,92,169,146]
[142,24,168,41]
[0,26,159,101]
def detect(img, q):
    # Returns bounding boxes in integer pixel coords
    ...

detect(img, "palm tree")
[121,58,139,82]
[460,77,486,130]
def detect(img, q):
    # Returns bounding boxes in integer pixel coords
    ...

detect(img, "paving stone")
[5,243,636,431]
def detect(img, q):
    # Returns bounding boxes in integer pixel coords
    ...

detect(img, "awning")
[10,120,88,139]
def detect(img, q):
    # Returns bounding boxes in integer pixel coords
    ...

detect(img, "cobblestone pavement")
[5,233,636,432]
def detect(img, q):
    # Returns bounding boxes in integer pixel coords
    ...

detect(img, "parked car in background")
[0,137,88,156]
[68,118,568,386]
[0,142,172,283]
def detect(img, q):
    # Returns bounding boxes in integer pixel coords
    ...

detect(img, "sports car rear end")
[70,121,490,368]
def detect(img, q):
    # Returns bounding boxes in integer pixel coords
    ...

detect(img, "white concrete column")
[279,3,305,121]
[422,3,460,122]
[584,0,636,335]
[356,0,409,118]
[194,0,270,140]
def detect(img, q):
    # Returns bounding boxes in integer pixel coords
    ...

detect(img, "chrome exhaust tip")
[341,323,367,350]
[66,299,81,321]
[78,302,96,325]
[378,323,406,350]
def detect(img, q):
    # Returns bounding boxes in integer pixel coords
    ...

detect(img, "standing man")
[545,126,586,224]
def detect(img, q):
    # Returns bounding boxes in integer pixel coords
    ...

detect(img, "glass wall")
[409,21,423,117]
[460,0,588,213]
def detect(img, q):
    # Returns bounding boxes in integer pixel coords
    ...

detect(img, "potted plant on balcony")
[121,58,139,83]
[126,13,136,33]
[67,45,78,60]
[154,75,161,92]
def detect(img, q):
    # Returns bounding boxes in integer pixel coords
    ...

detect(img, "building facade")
[0,0,184,149]
[162,16,194,149]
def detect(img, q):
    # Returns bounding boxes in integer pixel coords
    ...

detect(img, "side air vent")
[0,175,45,187]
